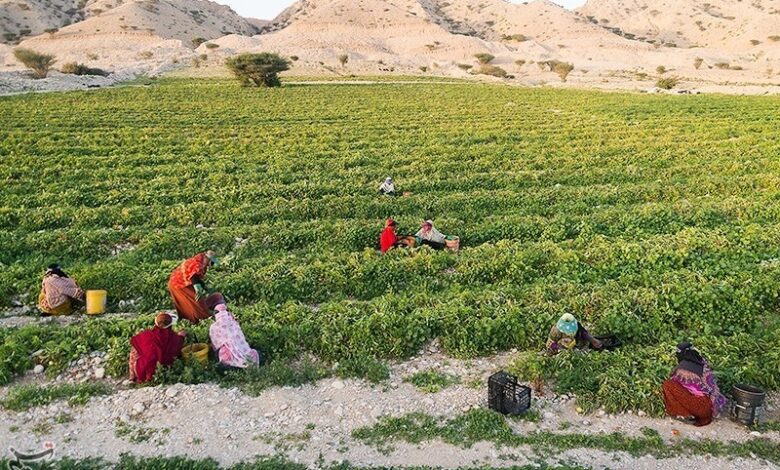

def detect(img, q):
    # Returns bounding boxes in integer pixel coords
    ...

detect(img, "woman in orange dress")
[168,251,225,324]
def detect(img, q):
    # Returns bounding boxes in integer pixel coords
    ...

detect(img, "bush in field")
[338,54,349,67]
[655,76,680,90]
[225,52,291,87]
[13,48,56,79]
[474,53,495,64]
[61,62,110,77]
[476,64,507,78]
[694,57,704,69]
[656,65,667,74]
[553,61,574,82]
[192,37,207,47]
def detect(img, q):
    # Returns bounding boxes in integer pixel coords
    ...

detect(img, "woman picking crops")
[209,303,261,373]
[378,177,396,196]
[379,219,407,253]
[415,220,450,250]
[37,264,85,316]
[662,342,726,426]
[128,313,186,383]
[546,313,603,354]
[168,251,225,324]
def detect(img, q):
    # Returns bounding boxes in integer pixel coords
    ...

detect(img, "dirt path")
[0,351,777,469]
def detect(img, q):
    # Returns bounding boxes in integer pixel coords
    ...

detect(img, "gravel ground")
[0,345,777,469]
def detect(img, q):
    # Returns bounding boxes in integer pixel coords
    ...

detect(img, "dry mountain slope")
[10,0,258,70]
[35,0,257,43]
[0,0,118,43]
[238,0,655,75]
[579,0,780,50]
[223,0,508,67]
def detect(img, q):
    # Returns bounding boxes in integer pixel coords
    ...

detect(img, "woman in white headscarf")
[378,177,396,196]
[209,304,260,371]
[415,220,448,250]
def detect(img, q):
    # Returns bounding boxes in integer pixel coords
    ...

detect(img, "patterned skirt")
[662,379,713,426]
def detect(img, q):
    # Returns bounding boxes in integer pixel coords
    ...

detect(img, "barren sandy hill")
[1,0,778,94]
[221,0,507,70]
[579,0,780,50]
[0,0,117,43]
[35,0,257,43]
[6,0,258,71]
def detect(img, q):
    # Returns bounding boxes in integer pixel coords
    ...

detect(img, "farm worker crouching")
[415,220,448,250]
[128,313,186,384]
[379,177,396,196]
[662,342,726,427]
[546,313,602,354]
[209,304,261,372]
[380,218,401,253]
[37,264,85,316]
[168,250,226,324]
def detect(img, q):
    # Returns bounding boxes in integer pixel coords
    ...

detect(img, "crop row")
[1,79,779,413]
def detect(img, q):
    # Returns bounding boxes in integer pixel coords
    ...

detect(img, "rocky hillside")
[579,0,780,50]
[1,0,258,45]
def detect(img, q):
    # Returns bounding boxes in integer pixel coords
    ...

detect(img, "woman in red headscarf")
[168,250,225,324]
[128,313,186,384]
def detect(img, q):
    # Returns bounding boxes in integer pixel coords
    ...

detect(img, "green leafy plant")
[2,383,112,411]
[225,52,291,87]
[404,370,460,393]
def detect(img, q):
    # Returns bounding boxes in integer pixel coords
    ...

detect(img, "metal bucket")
[731,383,765,426]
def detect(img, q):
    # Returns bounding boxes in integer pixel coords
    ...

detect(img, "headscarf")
[556,313,578,336]
[385,177,393,185]
[385,218,397,228]
[676,342,705,376]
[204,250,219,266]
[416,220,447,243]
[155,313,174,329]
[46,264,69,278]
[209,304,260,368]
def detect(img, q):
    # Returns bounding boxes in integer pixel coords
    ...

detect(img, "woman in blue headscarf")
[547,313,602,354]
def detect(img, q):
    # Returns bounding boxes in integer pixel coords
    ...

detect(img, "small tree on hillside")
[225,52,291,87]
[338,54,349,67]
[14,48,56,79]
[474,53,495,64]
[553,61,574,82]
[655,76,680,90]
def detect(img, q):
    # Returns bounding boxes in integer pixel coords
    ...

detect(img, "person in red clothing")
[380,219,401,253]
[380,218,415,253]
[128,313,186,384]
[168,250,225,324]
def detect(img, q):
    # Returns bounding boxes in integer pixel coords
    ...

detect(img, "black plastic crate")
[488,371,531,415]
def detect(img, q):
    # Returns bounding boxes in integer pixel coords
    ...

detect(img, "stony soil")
[0,333,777,469]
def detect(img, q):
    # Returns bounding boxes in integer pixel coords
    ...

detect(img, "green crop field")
[1,79,779,414]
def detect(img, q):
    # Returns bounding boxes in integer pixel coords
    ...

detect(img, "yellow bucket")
[86,290,107,315]
[182,343,209,366]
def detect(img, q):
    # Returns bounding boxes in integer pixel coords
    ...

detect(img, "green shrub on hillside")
[13,48,56,78]
[225,52,291,87]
